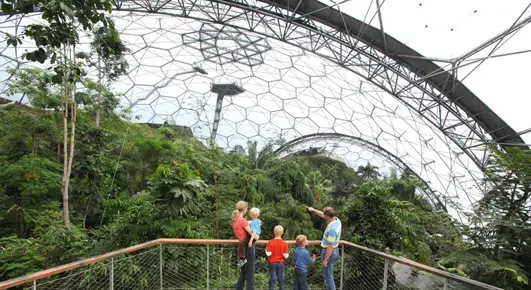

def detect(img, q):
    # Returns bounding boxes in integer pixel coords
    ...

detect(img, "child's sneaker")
[238,258,247,268]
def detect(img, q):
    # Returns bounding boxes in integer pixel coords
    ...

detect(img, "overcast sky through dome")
[320,0,531,144]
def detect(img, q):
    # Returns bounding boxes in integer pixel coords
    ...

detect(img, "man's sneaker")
[238,258,247,268]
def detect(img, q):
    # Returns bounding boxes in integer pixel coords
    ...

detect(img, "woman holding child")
[232,200,255,290]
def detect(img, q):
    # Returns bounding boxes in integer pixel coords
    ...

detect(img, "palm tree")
[357,163,380,181]
[304,170,333,207]
[242,141,277,200]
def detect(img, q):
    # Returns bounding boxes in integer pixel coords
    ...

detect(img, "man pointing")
[307,206,342,290]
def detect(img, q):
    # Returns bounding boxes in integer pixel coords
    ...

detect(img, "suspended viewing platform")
[0,239,501,290]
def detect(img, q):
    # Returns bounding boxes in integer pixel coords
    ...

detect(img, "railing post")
[382,258,389,290]
[32,280,36,290]
[206,244,210,290]
[159,244,163,290]
[339,244,344,290]
[109,257,114,290]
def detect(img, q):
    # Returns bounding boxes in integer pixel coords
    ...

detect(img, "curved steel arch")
[271,133,445,210]
[0,0,526,220]
[107,0,526,170]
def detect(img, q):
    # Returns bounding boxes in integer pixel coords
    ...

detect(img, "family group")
[231,201,342,290]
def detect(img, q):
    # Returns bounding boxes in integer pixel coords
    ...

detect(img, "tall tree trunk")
[57,132,61,161]
[242,174,248,201]
[32,119,37,155]
[18,199,25,237]
[213,162,219,239]
[61,45,79,231]
[57,112,62,161]
[61,83,71,230]
[64,96,77,228]
[95,56,102,128]
[82,197,90,230]
[57,138,60,160]
[242,171,252,201]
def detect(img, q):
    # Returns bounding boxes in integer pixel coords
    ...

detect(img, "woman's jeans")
[293,268,308,290]
[236,246,255,290]
[268,262,285,290]
[321,248,340,290]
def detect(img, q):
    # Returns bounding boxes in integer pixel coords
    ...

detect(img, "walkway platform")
[0,239,501,289]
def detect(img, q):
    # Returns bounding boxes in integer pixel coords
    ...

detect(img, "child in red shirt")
[266,225,289,290]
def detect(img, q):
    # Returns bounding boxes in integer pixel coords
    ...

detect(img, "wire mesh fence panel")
[241,244,328,289]
[113,247,160,289]
[164,245,209,289]
[205,243,329,290]
[446,279,488,290]
[301,246,329,290]
[21,248,161,290]
[5,240,500,290]
[207,244,241,289]
[382,260,487,290]
[385,261,447,290]
[342,247,386,290]
[163,244,330,289]
[255,244,276,289]
[21,261,110,290]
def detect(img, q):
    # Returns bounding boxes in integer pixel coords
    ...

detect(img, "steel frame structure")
[182,22,272,67]
[0,0,528,219]
[105,0,527,172]
[271,132,445,210]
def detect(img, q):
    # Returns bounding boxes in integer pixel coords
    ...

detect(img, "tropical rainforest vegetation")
[0,1,529,289]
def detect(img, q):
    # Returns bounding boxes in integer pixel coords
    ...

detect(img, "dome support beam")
[106,0,527,172]
[272,132,446,211]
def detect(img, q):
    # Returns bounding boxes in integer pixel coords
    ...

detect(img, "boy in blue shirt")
[248,207,261,247]
[294,235,316,290]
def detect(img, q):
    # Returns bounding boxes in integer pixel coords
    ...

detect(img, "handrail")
[0,239,502,290]
[157,238,322,246]
[0,239,160,289]
[340,241,503,290]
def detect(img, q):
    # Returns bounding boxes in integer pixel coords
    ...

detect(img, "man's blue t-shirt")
[294,247,314,272]
[321,218,341,248]
[250,219,261,236]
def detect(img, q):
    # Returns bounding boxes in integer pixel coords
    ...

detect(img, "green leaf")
[1,3,12,14]
[517,275,528,285]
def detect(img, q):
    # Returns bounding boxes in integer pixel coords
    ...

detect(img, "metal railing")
[0,239,502,290]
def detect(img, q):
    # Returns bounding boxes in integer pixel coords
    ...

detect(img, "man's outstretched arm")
[307,207,325,218]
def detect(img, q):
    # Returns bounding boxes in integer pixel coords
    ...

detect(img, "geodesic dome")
[1,0,529,222]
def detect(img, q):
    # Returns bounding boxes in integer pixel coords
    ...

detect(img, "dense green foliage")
[456,148,531,289]
[1,99,529,288]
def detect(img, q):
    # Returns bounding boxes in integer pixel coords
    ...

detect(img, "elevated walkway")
[0,239,501,289]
